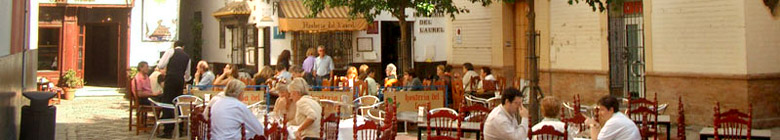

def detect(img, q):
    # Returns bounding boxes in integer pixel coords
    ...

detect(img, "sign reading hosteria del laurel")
[383,91,445,112]
[279,18,368,32]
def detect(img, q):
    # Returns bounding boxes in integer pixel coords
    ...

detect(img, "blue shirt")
[197,71,215,90]
[314,55,334,77]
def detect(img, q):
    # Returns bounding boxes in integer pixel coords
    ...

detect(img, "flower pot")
[63,88,76,100]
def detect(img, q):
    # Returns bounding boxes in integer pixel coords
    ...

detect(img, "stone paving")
[54,95,169,140]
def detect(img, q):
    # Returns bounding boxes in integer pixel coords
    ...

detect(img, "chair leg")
[150,122,159,140]
[129,107,134,131]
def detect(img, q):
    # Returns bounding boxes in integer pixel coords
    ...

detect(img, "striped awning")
[278,0,367,32]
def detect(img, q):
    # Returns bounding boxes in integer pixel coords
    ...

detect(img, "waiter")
[156,41,191,138]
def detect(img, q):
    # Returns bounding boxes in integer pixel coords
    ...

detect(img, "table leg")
[476,131,480,140]
[418,127,423,139]
[666,123,670,140]
[700,134,709,140]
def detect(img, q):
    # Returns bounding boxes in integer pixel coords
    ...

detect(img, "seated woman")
[213,64,238,86]
[363,68,379,96]
[253,66,274,85]
[531,97,575,140]
[383,63,398,87]
[210,80,265,139]
[271,83,296,122]
[288,78,322,140]
[478,67,498,91]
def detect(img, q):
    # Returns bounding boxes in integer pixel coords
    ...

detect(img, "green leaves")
[301,0,517,22]
[567,0,619,12]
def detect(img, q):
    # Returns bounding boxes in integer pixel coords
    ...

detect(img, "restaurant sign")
[279,18,368,32]
[383,91,444,113]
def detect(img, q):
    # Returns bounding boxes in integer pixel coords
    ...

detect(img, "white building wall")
[651,0,747,74]
[193,0,233,64]
[0,0,12,56]
[745,0,780,74]
[548,0,604,71]
[449,0,496,66]
[129,0,176,66]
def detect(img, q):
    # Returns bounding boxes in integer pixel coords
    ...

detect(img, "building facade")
[532,0,780,128]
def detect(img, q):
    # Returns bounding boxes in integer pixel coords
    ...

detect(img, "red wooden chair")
[677,96,685,140]
[466,76,480,92]
[380,99,398,140]
[320,106,341,140]
[458,103,490,140]
[190,105,211,140]
[562,94,587,133]
[496,76,506,91]
[356,80,369,96]
[322,79,332,91]
[713,102,752,140]
[627,93,659,140]
[422,79,432,90]
[481,80,497,92]
[354,110,382,140]
[263,114,288,140]
[451,80,465,109]
[528,125,568,140]
[427,108,462,140]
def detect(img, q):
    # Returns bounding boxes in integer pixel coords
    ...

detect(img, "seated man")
[288,79,321,140]
[586,95,641,140]
[531,97,574,140]
[210,80,265,139]
[133,61,160,105]
[194,60,215,90]
[484,88,530,140]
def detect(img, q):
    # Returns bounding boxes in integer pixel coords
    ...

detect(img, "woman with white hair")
[288,78,322,140]
[384,63,398,87]
[210,80,264,140]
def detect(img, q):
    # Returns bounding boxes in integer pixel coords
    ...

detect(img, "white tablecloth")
[282,116,372,140]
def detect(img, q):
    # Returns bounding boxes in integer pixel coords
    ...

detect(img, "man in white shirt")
[313,45,334,87]
[484,88,530,140]
[194,61,215,90]
[586,96,642,140]
[210,80,264,140]
[461,63,479,92]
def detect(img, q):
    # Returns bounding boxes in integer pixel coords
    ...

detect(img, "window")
[38,28,60,71]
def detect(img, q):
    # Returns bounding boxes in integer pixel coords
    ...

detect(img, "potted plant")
[58,69,84,100]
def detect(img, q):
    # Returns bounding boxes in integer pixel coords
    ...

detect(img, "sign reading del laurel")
[191,90,265,105]
[383,91,445,112]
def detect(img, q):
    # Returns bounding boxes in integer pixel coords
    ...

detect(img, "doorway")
[380,21,413,80]
[83,24,119,86]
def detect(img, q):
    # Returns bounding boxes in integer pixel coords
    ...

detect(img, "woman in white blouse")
[210,80,264,140]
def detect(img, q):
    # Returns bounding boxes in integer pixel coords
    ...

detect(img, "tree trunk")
[397,7,411,75]
[527,0,541,124]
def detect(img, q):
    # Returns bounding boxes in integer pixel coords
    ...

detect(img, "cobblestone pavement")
[55,95,173,140]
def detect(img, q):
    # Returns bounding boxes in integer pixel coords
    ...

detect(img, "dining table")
[258,114,374,140]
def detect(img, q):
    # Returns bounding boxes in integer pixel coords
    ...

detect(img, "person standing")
[194,60,215,90]
[484,88,530,140]
[156,41,191,138]
[301,48,317,85]
[277,50,292,71]
[313,45,334,87]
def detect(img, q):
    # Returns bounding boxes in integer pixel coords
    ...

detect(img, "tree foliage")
[302,0,517,22]
[568,0,620,12]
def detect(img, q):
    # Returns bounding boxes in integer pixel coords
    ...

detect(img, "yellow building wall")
[650,0,747,74]
[547,0,607,71]
[745,0,780,74]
